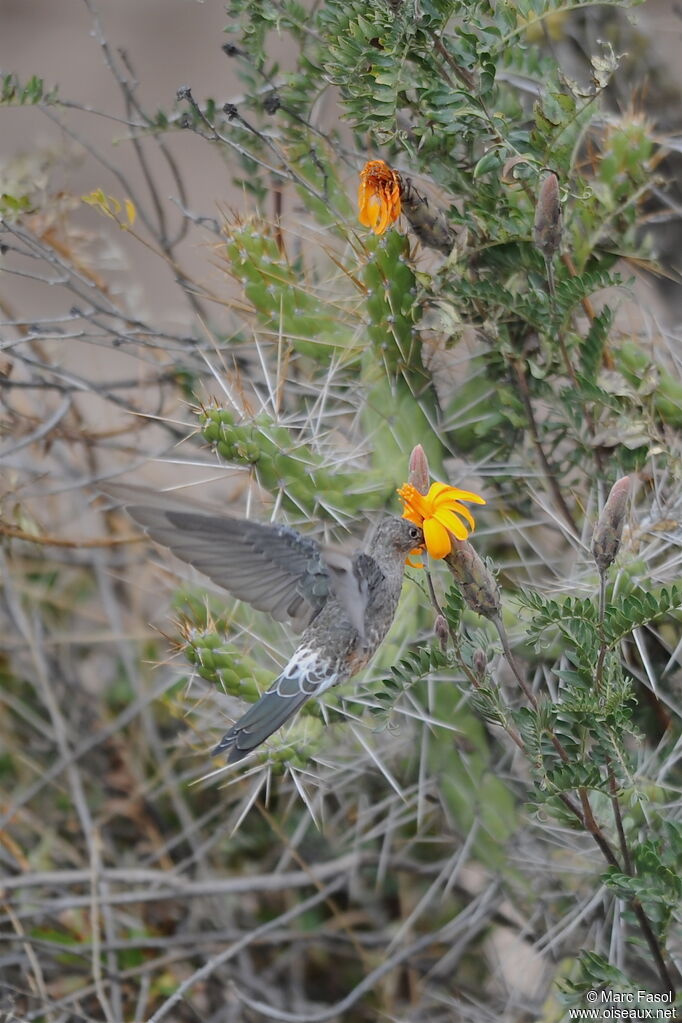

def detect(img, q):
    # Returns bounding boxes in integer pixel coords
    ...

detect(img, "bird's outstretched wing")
[101,483,363,632]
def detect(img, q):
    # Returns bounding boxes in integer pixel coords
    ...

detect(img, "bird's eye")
[408,526,421,540]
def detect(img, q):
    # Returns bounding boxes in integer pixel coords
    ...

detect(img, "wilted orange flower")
[358,160,402,235]
[398,481,486,560]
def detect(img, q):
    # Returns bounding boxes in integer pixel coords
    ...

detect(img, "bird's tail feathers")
[213,676,310,763]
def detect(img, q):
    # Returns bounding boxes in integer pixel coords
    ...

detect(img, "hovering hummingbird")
[103,485,424,762]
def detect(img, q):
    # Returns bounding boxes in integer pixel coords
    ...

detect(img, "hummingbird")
[103,485,424,762]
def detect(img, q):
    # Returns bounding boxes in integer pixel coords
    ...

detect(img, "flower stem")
[511,360,578,534]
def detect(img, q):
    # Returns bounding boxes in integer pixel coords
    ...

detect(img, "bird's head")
[375,516,425,557]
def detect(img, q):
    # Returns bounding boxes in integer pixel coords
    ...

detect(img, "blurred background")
[2,0,682,1020]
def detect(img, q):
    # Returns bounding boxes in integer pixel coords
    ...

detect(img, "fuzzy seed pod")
[473,649,487,681]
[444,541,500,620]
[592,476,632,574]
[434,613,449,651]
[407,444,430,496]
[533,172,562,259]
[399,176,456,255]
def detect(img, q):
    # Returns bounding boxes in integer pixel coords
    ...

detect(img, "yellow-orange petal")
[359,193,380,230]
[429,481,486,506]
[457,489,487,506]
[427,481,453,502]
[357,183,370,226]
[456,503,477,532]
[375,199,391,234]
[440,500,476,533]
[432,506,470,540]
[423,517,453,559]
[402,510,423,529]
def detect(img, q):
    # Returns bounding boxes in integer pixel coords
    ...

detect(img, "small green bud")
[203,421,220,443]
[219,669,240,688]
[205,634,222,649]
[198,649,215,669]
[238,680,254,696]
[216,441,235,461]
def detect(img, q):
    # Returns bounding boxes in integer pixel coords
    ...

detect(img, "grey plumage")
[103,484,423,762]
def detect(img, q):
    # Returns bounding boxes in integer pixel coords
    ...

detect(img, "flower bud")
[434,613,449,651]
[592,476,632,574]
[533,172,562,260]
[445,541,500,620]
[473,648,487,681]
[358,160,401,235]
[407,444,430,496]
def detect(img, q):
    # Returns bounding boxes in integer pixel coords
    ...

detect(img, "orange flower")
[358,160,402,235]
[398,481,486,560]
